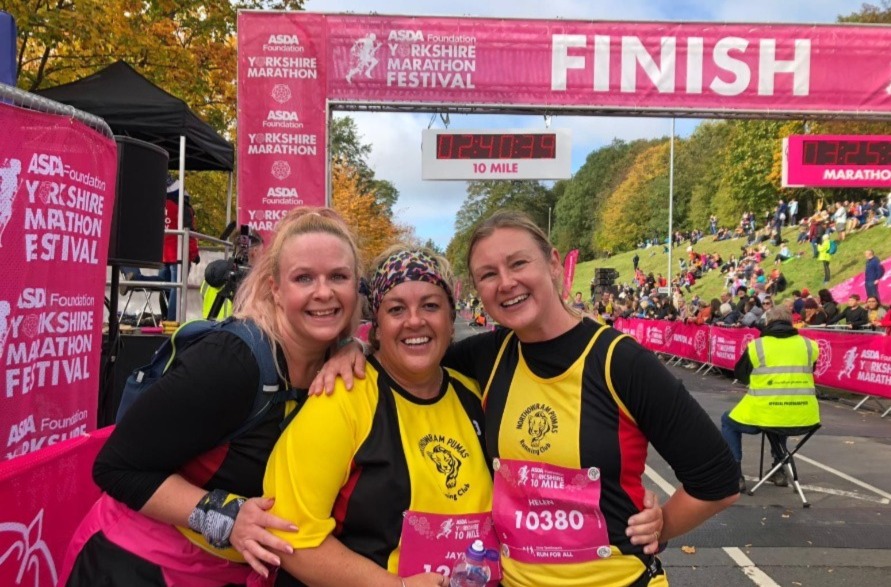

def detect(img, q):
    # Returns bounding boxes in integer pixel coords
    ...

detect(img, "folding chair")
[120,286,165,327]
[747,423,821,507]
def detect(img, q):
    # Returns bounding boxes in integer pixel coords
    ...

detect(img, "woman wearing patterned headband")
[264,245,494,587]
[315,211,736,587]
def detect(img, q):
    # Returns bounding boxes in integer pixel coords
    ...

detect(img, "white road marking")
[723,547,781,587]
[795,454,891,501]
[743,475,890,504]
[644,464,676,495]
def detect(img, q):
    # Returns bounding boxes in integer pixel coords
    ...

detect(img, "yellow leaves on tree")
[597,142,671,252]
[331,162,406,265]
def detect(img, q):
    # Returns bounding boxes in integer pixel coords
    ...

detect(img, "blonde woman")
[62,208,361,586]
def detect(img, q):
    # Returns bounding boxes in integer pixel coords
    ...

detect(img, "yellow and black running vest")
[729,336,820,427]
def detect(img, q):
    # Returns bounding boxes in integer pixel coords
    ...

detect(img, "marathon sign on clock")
[421,129,572,180]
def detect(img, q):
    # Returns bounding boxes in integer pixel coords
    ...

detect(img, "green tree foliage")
[446,180,556,278]
[330,117,399,215]
[551,139,659,259]
[597,142,671,252]
[676,121,732,230]
[8,0,304,237]
[713,120,787,223]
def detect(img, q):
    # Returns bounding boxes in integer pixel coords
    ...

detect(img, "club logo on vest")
[419,434,470,500]
[516,403,559,455]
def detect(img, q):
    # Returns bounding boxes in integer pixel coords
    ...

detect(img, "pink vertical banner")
[829,255,891,303]
[562,249,579,301]
[237,12,329,241]
[0,428,110,587]
[707,326,759,369]
[801,329,891,400]
[0,102,117,461]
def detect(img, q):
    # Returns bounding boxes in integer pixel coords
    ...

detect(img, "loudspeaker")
[107,136,169,267]
[99,333,168,426]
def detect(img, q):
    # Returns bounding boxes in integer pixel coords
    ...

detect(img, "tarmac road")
[455,319,891,586]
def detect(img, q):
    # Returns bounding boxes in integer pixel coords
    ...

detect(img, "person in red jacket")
[160,177,200,321]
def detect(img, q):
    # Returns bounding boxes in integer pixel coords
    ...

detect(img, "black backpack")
[116,318,301,442]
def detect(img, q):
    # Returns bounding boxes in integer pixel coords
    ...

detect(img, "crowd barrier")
[0,427,111,586]
[612,318,891,415]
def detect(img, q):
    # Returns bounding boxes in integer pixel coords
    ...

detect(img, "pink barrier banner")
[802,329,891,400]
[0,427,110,586]
[666,322,710,363]
[830,255,891,303]
[237,12,329,238]
[784,135,891,188]
[617,317,891,398]
[238,12,891,228]
[707,326,760,370]
[0,102,117,461]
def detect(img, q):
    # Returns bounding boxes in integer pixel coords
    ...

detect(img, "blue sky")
[304,0,867,248]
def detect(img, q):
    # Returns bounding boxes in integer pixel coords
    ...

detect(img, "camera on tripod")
[204,224,262,320]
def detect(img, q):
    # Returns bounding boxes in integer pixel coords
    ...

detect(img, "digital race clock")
[783,135,891,188]
[800,138,891,166]
[422,129,572,180]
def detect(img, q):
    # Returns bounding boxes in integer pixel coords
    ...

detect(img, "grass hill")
[571,223,891,303]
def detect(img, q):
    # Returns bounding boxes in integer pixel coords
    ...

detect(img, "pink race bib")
[492,458,611,564]
[398,511,502,584]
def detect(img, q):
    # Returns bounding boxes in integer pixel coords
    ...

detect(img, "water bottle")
[449,539,494,587]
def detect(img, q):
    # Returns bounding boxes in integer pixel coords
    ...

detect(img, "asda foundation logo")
[516,403,559,456]
[263,110,303,129]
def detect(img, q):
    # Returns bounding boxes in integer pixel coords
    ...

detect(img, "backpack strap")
[217,318,304,443]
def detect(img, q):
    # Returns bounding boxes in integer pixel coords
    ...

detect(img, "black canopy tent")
[37,61,235,324]
[34,63,236,423]
[36,60,234,172]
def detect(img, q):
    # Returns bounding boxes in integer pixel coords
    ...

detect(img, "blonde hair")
[233,207,361,350]
[366,243,455,351]
[466,210,578,316]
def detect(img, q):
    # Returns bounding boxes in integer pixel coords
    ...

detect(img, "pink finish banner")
[802,329,891,400]
[0,427,110,587]
[322,16,891,115]
[237,12,891,226]
[237,12,329,238]
[784,135,891,188]
[830,255,891,302]
[0,103,117,461]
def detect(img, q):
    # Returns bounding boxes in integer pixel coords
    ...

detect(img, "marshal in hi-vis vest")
[729,336,820,428]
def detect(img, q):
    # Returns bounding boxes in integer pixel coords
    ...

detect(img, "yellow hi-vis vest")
[200,281,233,320]
[729,335,820,428]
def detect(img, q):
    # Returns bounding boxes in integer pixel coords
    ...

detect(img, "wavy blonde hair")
[233,207,361,350]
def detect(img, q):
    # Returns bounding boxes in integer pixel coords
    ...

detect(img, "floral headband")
[368,250,455,323]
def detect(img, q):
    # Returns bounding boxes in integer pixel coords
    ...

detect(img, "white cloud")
[311,0,865,248]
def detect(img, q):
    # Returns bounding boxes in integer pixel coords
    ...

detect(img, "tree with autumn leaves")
[331,160,408,266]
